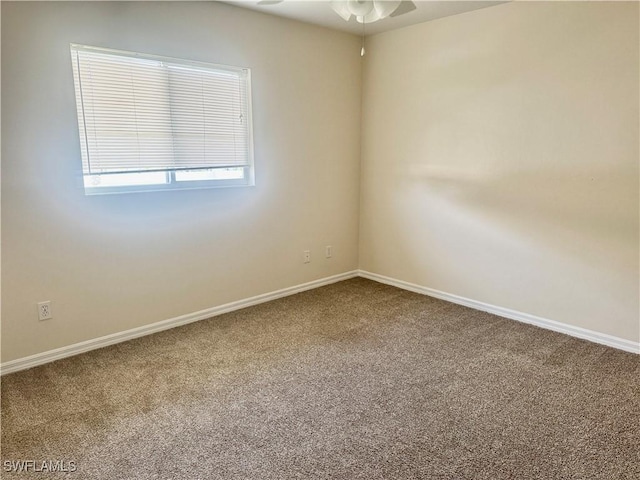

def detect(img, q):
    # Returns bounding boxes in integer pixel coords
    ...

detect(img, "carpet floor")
[1,278,639,479]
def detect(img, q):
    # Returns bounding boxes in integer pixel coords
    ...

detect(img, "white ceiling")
[223,1,507,35]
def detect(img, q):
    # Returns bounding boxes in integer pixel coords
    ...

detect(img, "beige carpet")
[2,278,639,479]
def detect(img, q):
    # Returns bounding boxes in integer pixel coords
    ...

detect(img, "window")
[70,44,254,195]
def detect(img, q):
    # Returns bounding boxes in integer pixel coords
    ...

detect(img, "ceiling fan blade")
[389,0,416,18]
[257,0,284,5]
[374,0,401,19]
[330,1,352,22]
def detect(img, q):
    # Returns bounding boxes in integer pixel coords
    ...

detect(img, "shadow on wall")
[365,159,639,313]
[411,164,638,259]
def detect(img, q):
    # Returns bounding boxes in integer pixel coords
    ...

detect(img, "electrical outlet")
[325,245,333,258]
[38,301,52,321]
[303,250,311,264]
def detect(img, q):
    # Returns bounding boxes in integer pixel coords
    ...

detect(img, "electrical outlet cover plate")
[38,301,52,321]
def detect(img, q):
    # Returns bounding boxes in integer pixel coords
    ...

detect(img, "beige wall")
[360,1,639,343]
[3,1,639,364]
[1,1,362,362]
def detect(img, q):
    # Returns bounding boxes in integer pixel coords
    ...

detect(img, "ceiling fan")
[257,0,417,24]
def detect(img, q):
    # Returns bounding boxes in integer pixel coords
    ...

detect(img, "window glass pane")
[84,171,168,188]
[175,168,245,182]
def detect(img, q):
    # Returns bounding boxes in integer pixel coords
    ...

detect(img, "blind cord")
[361,17,366,57]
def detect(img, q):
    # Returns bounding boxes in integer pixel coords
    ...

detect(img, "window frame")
[81,167,253,196]
[70,44,255,195]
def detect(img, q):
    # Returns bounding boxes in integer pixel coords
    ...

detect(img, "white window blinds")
[70,44,252,176]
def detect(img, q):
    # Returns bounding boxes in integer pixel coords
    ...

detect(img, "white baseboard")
[0,271,359,375]
[2,268,637,375]
[358,270,640,355]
